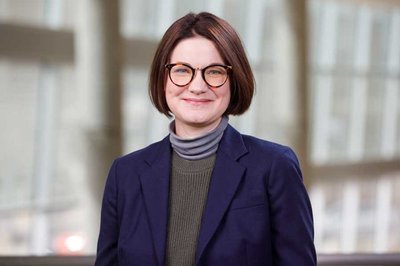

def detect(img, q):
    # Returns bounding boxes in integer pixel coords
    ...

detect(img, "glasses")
[165,63,232,88]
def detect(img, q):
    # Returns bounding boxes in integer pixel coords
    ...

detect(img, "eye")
[171,65,191,74]
[205,66,225,76]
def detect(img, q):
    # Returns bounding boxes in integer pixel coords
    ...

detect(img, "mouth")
[182,98,212,105]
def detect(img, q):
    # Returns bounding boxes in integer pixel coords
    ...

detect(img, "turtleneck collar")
[169,116,229,160]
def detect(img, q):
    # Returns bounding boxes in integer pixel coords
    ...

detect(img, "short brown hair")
[149,12,255,117]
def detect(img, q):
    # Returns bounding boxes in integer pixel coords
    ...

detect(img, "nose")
[188,70,208,94]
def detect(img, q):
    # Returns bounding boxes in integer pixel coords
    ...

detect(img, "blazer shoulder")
[241,134,297,161]
[114,136,170,168]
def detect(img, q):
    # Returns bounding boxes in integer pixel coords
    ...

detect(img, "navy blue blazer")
[96,125,316,266]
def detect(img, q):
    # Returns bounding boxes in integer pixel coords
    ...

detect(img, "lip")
[182,98,212,104]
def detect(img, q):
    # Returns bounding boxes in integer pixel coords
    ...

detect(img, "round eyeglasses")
[165,63,232,88]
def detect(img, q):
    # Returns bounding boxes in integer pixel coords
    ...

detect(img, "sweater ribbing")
[166,152,216,266]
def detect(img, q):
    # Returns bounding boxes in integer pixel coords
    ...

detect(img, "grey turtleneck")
[169,116,229,160]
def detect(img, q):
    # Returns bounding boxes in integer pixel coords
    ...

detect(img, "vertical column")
[30,0,63,255]
[381,12,400,159]
[310,184,326,249]
[156,0,175,37]
[374,177,392,252]
[75,0,122,250]
[340,180,360,252]
[348,7,371,161]
[311,2,338,165]
[312,76,333,164]
[274,0,310,183]
[31,65,59,254]
[150,0,175,140]
[238,0,266,135]
[245,0,266,65]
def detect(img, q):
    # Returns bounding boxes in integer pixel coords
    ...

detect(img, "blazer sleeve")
[95,160,119,266]
[268,148,317,266]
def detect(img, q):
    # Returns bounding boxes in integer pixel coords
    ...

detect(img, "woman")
[96,12,316,266]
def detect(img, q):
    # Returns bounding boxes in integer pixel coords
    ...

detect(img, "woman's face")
[165,36,231,137]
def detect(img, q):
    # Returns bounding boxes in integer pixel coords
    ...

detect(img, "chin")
[184,115,220,127]
[184,117,209,125]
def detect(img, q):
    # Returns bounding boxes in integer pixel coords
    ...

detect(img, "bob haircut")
[149,12,255,117]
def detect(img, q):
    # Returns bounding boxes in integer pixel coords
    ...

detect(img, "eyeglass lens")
[169,64,229,87]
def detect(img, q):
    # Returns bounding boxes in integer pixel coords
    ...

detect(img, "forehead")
[170,36,224,66]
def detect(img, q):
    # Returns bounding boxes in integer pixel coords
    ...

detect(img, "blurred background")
[0,0,399,262]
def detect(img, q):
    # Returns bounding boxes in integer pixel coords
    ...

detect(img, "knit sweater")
[166,152,216,266]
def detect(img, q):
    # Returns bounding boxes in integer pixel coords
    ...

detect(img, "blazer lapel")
[139,137,171,266]
[196,125,248,264]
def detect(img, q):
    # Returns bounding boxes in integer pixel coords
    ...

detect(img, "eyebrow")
[169,61,227,68]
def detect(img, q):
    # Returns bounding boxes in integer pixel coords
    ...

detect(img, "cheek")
[219,83,231,105]
[165,82,185,104]
[223,94,231,109]
[165,87,176,99]
[165,80,176,97]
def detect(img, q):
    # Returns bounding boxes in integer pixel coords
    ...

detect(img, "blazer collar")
[195,125,248,264]
[139,125,248,265]
[217,124,248,161]
[139,136,171,266]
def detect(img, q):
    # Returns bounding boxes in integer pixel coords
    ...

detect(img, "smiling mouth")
[183,98,212,104]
